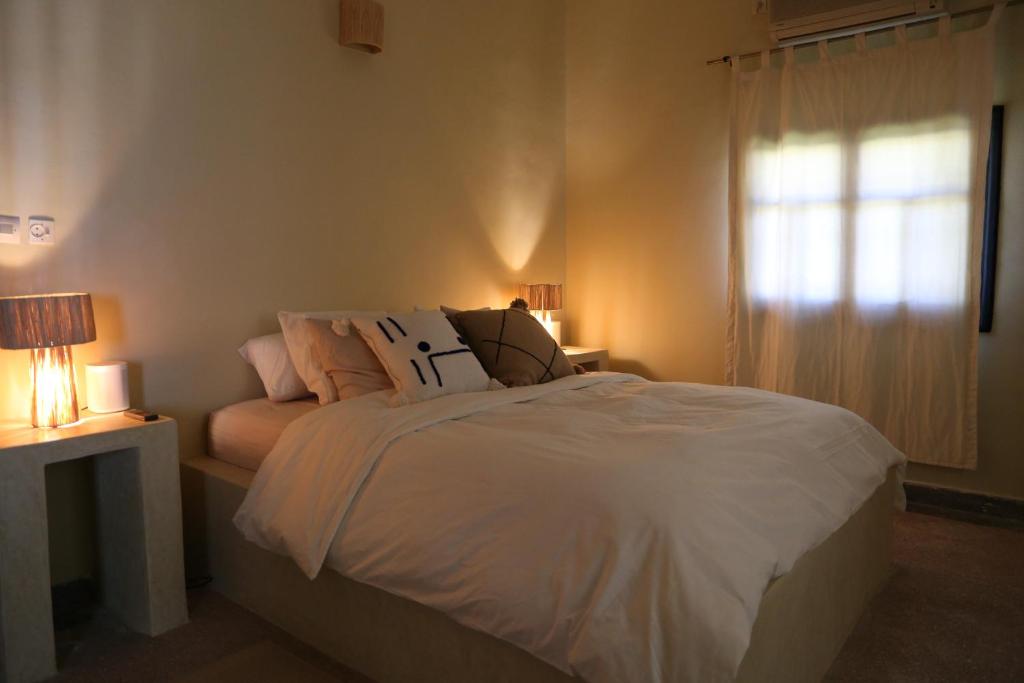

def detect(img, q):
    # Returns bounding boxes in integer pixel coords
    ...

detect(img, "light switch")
[27,216,55,245]
[0,215,20,244]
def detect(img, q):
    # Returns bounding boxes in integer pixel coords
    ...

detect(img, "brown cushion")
[440,304,489,337]
[454,309,575,387]
[305,319,393,401]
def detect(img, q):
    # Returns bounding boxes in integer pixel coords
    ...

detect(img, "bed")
[184,372,905,682]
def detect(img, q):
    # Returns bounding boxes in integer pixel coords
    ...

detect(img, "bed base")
[181,457,897,682]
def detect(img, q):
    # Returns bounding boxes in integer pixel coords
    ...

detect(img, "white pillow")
[278,309,385,405]
[351,310,496,406]
[237,333,310,402]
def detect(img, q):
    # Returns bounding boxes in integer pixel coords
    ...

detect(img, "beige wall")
[0,0,566,583]
[566,0,1024,500]
[565,0,767,382]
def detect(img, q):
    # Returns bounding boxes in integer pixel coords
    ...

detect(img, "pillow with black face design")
[350,310,495,406]
[454,308,575,387]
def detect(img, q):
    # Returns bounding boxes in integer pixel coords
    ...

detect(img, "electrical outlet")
[27,216,55,245]
[0,215,20,244]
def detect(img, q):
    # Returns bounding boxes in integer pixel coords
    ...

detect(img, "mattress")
[208,398,318,471]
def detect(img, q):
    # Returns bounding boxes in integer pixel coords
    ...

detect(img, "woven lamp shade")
[0,293,96,427]
[0,293,96,350]
[517,284,562,311]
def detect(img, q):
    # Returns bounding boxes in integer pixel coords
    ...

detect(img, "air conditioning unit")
[770,0,945,44]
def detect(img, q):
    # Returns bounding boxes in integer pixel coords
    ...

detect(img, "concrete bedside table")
[0,412,189,683]
[562,346,610,372]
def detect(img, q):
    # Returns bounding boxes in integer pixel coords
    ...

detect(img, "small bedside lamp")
[518,283,562,345]
[0,293,96,427]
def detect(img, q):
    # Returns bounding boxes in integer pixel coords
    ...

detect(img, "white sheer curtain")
[726,12,1000,469]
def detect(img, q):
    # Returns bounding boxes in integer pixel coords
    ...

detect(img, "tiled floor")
[825,511,1024,682]
[50,511,1024,682]
[50,589,368,683]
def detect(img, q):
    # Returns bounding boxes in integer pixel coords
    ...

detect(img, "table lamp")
[0,293,96,427]
[517,283,562,344]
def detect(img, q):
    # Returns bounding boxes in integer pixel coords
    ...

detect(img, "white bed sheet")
[208,397,318,471]
[235,373,905,683]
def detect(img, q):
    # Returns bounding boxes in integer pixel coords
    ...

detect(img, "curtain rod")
[705,0,1017,66]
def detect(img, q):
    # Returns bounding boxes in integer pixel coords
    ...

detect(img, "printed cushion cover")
[350,310,497,406]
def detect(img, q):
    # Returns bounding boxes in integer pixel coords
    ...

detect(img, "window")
[747,134,842,304]
[745,119,972,310]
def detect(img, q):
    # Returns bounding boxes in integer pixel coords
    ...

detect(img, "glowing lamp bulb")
[30,346,80,427]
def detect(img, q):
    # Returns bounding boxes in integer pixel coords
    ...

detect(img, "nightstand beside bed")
[0,412,189,683]
[562,346,609,372]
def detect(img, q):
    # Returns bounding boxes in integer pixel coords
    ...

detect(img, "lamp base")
[30,345,80,428]
[530,310,562,346]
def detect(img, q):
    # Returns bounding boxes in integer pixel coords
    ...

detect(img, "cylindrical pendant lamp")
[340,0,384,53]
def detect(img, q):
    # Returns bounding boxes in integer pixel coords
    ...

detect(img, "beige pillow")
[455,308,574,387]
[278,309,385,404]
[305,319,393,401]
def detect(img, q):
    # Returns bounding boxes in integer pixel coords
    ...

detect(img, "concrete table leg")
[94,423,188,636]
[0,458,57,683]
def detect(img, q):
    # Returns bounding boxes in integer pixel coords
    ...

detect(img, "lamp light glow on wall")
[0,293,96,427]
[518,283,562,345]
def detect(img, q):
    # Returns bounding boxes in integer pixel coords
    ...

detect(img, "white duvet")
[234,373,905,682]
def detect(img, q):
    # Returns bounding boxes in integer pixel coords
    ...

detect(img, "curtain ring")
[817,40,830,62]
[894,24,908,45]
[729,54,740,72]
[855,32,867,53]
